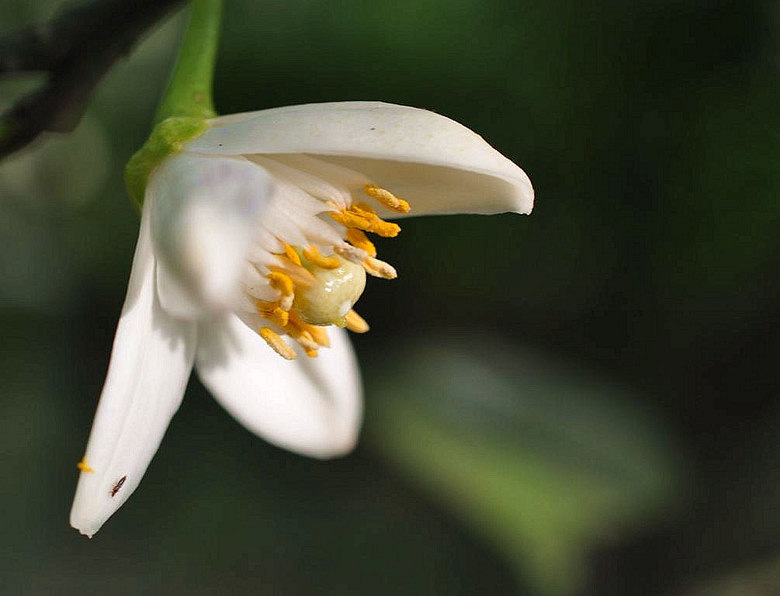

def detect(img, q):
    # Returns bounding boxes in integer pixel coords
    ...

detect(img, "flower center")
[293,253,365,326]
[242,156,409,360]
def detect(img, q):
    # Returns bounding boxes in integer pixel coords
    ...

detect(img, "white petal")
[148,153,274,316]
[70,205,197,538]
[186,102,534,216]
[195,315,362,459]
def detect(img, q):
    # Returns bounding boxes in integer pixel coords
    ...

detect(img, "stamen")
[345,228,376,257]
[363,184,410,213]
[284,243,302,266]
[77,457,95,473]
[256,300,289,327]
[287,327,320,352]
[345,310,370,333]
[241,165,410,360]
[329,206,401,238]
[266,271,295,311]
[334,243,369,264]
[289,311,331,347]
[260,327,297,360]
[362,256,398,279]
[306,325,331,348]
[303,245,340,269]
[267,271,293,296]
[269,263,316,288]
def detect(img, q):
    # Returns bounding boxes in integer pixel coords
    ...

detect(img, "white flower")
[69,101,533,537]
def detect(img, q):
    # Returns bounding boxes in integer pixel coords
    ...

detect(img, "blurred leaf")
[366,335,683,595]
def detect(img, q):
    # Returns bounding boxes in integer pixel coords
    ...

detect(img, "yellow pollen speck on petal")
[284,244,302,266]
[345,229,377,257]
[303,245,340,269]
[345,310,370,333]
[364,184,411,213]
[77,457,95,473]
[362,256,397,279]
[260,327,297,360]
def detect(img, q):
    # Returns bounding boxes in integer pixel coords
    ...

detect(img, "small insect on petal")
[110,475,127,498]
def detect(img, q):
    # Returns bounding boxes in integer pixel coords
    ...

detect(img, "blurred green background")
[1,0,779,594]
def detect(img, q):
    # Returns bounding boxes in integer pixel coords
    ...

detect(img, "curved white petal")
[186,102,534,216]
[148,153,274,317]
[195,315,362,459]
[70,205,197,538]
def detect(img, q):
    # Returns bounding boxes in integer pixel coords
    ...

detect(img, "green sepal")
[124,116,208,210]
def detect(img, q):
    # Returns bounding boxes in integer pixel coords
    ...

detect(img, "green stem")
[155,0,222,123]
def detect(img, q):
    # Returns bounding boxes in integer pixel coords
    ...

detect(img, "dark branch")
[0,0,185,159]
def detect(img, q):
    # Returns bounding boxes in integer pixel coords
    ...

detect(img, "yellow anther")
[345,228,377,257]
[329,209,373,231]
[289,311,331,347]
[305,349,319,358]
[256,300,289,327]
[289,328,320,352]
[303,245,340,269]
[364,184,410,213]
[267,271,293,296]
[77,457,95,473]
[329,206,401,238]
[362,256,397,279]
[271,307,289,327]
[284,244,302,266]
[267,271,294,310]
[269,264,316,288]
[345,310,370,333]
[260,327,297,360]
[307,325,331,348]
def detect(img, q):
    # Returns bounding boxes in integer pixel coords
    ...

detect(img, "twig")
[0,0,185,160]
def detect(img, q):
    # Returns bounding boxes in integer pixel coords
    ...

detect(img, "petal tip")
[308,426,361,460]
[503,167,534,215]
[69,507,101,539]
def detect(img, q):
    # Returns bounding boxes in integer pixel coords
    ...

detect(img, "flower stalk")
[125,0,222,209]
[155,0,222,123]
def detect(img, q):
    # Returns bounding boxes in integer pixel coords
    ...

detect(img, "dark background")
[0,0,778,594]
